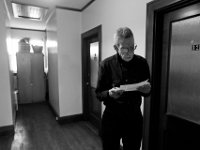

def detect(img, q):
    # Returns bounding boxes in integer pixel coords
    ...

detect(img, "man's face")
[117,38,135,62]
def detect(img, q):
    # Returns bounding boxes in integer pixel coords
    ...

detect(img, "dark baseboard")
[47,101,84,124]
[57,114,84,124]
[0,125,14,136]
[47,101,59,118]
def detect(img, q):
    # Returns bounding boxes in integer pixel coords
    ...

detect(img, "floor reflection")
[11,123,28,150]
[0,102,102,150]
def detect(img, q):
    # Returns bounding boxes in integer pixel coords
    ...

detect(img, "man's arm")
[137,59,151,97]
[95,62,111,102]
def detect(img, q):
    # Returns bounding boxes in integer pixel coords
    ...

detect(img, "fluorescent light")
[12,3,48,21]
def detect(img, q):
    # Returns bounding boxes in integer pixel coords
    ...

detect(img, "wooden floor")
[0,102,102,150]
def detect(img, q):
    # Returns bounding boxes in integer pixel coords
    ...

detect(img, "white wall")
[57,9,82,117]
[7,28,17,124]
[82,0,152,59]
[46,9,82,117]
[0,0,13,127]
[46,10,60,115]
[82,0,153,112]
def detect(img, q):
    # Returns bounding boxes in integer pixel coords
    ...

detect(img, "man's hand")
[109,87,124,99]
[137,82,151,94]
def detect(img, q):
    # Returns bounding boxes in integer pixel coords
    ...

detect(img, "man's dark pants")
[101,107,143,150]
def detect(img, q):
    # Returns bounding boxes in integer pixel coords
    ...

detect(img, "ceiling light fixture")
[12,3,48,21]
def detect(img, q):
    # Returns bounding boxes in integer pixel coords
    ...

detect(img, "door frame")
[144,0,200,150]
[81,25,102,122]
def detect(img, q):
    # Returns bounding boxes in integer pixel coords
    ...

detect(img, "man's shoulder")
[134,54,147,63]
[101,54,117,65]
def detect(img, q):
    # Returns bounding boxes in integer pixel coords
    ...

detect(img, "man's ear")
[113,45,118,51]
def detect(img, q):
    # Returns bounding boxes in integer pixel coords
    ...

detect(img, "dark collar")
[116,53,135,67]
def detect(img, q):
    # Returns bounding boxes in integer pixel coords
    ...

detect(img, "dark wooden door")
[158,2,200,150]
[87,37,101,129]
[82,25,102,131]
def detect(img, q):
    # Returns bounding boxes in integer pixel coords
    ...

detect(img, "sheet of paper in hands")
[120,80,149,91]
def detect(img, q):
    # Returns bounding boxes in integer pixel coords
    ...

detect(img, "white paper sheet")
[120,80,149,91]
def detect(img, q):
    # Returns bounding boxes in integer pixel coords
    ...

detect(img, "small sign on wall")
[192,44,200,51]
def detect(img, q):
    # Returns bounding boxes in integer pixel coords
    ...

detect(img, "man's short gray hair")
[115,27,133,39]
[113,27,134,50]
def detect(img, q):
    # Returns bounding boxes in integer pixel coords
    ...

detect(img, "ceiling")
[5,0,94,30]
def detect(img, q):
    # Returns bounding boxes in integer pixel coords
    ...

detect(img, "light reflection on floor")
[0,103,102,150]
[11,122,29,150]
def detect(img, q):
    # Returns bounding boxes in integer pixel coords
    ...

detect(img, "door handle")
[86,82,89,85]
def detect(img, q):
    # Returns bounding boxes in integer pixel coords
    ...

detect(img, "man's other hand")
[109,87,124,99]
[137,82,151,94]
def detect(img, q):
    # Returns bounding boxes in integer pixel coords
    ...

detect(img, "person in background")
[95,27,151,150]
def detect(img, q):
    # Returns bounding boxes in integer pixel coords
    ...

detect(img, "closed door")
[82,25,102,130]
[31,53,45,102]
[159,2,200,150]
[17,53,45,104]
[88,40,101,129]
[17,53,32,103]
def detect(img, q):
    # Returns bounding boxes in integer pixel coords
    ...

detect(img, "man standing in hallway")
[95,27,151,150]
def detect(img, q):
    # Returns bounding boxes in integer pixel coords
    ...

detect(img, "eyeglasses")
[119,44,137,54]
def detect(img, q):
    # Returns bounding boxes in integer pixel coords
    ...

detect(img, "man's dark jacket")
[95,53,150,116]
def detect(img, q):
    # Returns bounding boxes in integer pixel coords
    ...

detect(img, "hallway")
[0,102,102,150]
